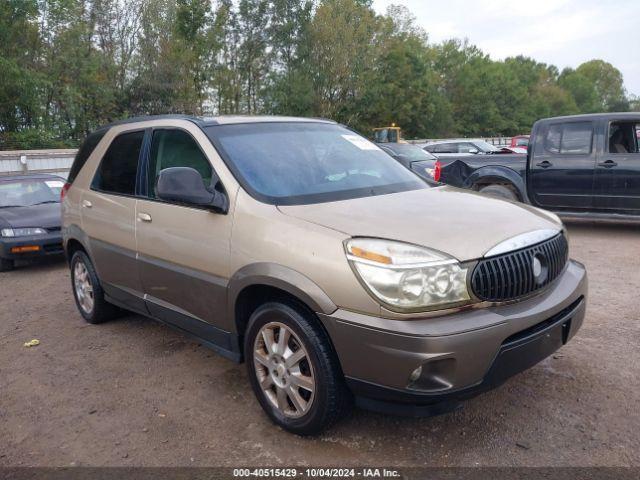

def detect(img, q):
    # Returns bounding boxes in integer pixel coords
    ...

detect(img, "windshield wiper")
[0,205,24,209]
[33,200,60,205]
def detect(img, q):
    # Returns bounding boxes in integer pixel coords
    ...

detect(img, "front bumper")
[0,232,64,260]
[319,259,587,416]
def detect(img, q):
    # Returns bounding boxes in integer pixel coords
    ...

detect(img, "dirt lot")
[1,223,639,467]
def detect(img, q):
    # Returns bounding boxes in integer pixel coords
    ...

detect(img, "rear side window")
[147,129,212,199]
[434,143,455,154]
[68,129,107,183]
[544,122,593,155]
[92,130,144,195]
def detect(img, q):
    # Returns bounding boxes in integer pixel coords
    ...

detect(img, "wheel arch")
[63,224,92,264]
[228,263,338,361]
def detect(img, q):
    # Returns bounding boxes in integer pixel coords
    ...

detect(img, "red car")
[510,135,530,149]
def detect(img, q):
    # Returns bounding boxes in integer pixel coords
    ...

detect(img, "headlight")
[345,238,471,312]
[0,228,47,237]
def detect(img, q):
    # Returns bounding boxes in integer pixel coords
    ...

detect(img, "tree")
[0,0,42,138]
[575,60,628,111]
[0,0,636,149]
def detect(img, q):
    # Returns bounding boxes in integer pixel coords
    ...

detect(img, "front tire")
[479,183,519,201]
[245,302,351,435]
[70,250,121,324]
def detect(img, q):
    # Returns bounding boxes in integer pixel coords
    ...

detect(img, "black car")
[377,142,441,182]
[0,174,65,271]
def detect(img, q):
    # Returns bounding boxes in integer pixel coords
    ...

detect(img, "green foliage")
[0,0,636,149]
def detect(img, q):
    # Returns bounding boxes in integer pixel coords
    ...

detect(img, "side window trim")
[141,126,225,208]
[90,128,147,198]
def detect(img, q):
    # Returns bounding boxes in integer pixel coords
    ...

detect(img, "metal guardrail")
[0,149,76,179]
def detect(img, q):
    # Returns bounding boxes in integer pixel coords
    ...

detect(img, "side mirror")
[156,167,228,213]
[468,147,479,154]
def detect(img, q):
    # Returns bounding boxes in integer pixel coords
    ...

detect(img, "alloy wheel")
[253,322,316,418]
[73,261,94,315]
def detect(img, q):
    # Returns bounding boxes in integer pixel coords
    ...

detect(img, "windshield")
[384,144,437,161]
[205,123,427,205]
[473,140,500,153]
[0,178,63,208]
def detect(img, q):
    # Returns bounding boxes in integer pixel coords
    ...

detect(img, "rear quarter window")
[68,129,107,183]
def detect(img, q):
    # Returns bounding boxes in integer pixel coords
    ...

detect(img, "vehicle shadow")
[6,255,67,273]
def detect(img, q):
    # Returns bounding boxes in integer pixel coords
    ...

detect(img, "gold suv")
[62,115,587,435]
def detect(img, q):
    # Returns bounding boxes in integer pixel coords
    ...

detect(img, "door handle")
[81,200,92,208]
[137,212,152,222]
[536,160,552,168]
[598,160,618,168]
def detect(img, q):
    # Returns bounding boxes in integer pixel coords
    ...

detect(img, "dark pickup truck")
[440,113,640,221]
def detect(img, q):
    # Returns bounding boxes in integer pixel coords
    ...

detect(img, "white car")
[424,139,523,157]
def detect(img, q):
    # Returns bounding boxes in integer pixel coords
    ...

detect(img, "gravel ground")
[1,223,638,467]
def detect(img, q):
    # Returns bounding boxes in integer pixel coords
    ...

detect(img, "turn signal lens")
[11,246,41,253]
[348,246,392,265]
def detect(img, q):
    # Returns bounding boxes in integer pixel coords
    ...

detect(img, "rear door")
[529,121,596,210]
[593,120,640,212]
[80,129,147,312]
[135,125,235,342]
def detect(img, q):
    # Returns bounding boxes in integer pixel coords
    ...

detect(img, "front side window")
[92,130,144,195]
[459,143,478,153]
[544,122,593,155]
[205,122,426,205]
[147,129,212,199]
[471,140,500,153]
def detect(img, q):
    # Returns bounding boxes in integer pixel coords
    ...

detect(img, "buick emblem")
[532,254,547,284]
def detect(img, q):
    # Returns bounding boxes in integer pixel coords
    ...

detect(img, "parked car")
[510,135,530,149]
[440,113,640,221]
[62,115,587,435]
[424,139,521,157]
[0,174,65,271]
[377,142,441,181]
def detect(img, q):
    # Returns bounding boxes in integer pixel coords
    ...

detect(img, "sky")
[372,0,640,97]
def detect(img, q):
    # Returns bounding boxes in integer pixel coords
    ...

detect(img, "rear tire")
[0,257,14,272]
[245,301,352,435]
[479,184,519,202]
[70,250,121,324]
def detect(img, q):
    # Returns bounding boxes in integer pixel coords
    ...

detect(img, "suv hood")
[278,186,562,262]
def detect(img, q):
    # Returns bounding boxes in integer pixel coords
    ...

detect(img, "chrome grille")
[471,233,568,302]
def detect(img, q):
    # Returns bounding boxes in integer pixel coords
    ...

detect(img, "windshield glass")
[205,123,427,205]
[0,178,63,208]
[473,140,500,152]
[384,144,437,161]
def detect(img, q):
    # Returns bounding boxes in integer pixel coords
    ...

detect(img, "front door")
[80,129,146,312]
[135,126,235,347]
[593,120,640,212]
[529,121,596,210]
